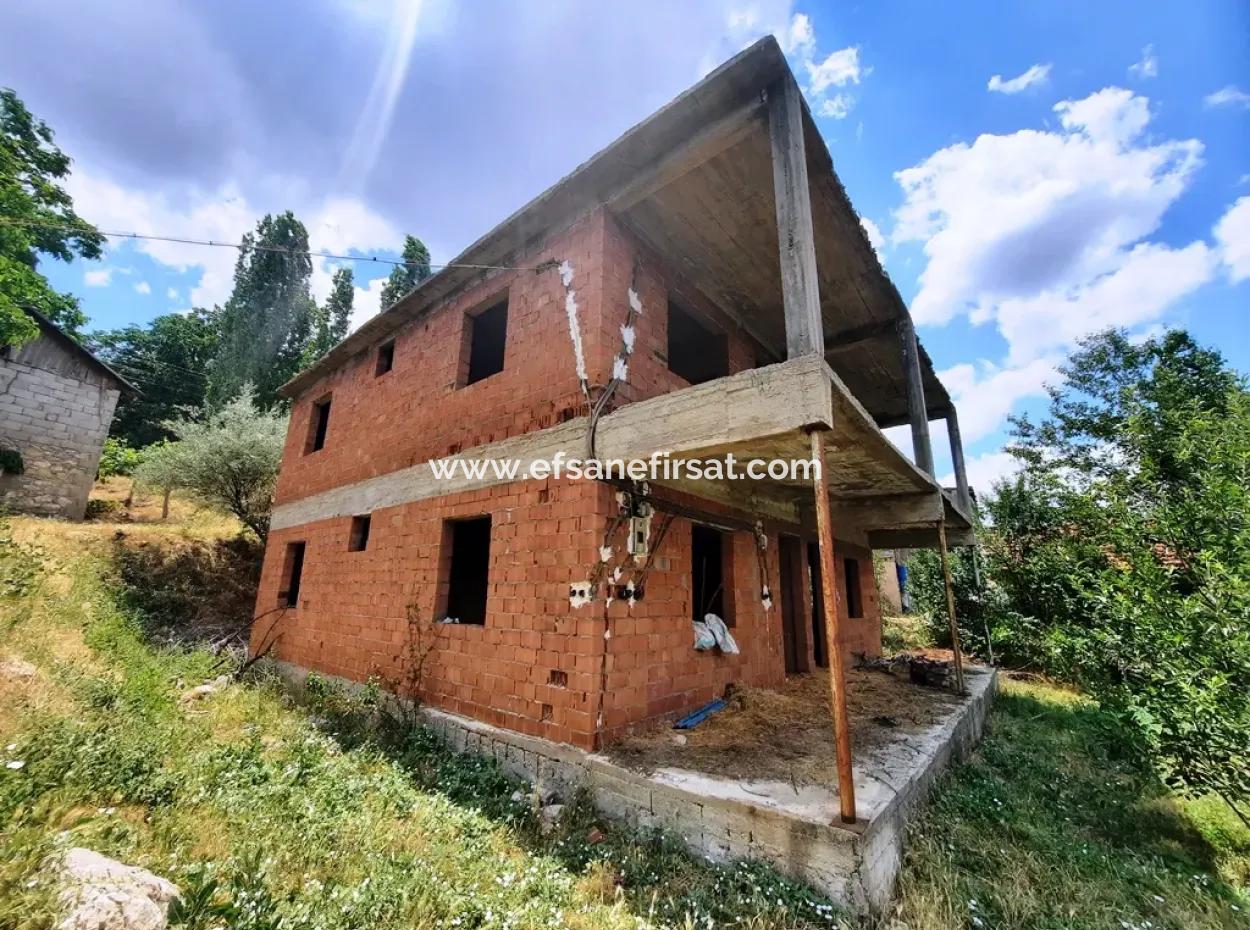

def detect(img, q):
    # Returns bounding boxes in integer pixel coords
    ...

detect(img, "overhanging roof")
[282,36,951,425]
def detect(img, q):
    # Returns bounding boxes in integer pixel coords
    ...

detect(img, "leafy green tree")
[90,308,220,447]
[304,266,353,363]
[378,234,431,310]
[0,88,103,345]
[207,212,315,408]
[135,387,286,540]
[987,329,1250,808]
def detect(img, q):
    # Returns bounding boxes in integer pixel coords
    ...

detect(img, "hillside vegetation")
[0,497,1246,929]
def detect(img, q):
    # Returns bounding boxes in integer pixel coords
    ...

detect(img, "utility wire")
[0,216,535,273]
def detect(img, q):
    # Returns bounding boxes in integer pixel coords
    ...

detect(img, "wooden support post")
[768,75,824,359]
[945,406,972,514]
[936,520,967,694]
[809,429,857,824]
[897,315,934,476]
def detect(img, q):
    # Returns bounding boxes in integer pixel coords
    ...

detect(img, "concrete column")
[896,315,934,476]
[767,75,824,358]
[945,405,972,514]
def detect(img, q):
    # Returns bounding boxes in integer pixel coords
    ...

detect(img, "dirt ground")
[608,664,966,787]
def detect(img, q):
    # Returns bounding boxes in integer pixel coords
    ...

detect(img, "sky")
[3,0,1248,494]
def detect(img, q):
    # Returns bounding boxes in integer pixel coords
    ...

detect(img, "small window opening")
[442,516,492,624]
[668,299,727,385]
[540,703,554,722]
[844,557,863,619]
[466,300,508,385]
[692,524,733,626]
[375,340,395,376]
[548,669,568,688]
[348,514,371,552]
[306,396,331,453]
[279,541,306,607]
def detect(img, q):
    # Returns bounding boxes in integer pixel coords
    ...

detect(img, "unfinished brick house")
[253,37,975,825]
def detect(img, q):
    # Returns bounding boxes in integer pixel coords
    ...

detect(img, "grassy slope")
[1,509,1246,929]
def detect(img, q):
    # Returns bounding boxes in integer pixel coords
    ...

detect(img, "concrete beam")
[767,75,824,359]
[896,315,934,477]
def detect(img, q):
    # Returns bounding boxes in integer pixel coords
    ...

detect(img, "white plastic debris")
[557,260,574,287]
[694,613,740,654]
[612,356,629,382]
[619,324,636,352]
[627,287,643,314]
[760,585,774,610]
[599,545,613,562]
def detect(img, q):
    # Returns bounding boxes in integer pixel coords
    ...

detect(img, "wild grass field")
[0,497,1246,929]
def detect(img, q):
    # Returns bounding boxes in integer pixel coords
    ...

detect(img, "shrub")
[96,436,143,478]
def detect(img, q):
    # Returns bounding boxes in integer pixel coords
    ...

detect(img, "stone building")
[0,311,134,519]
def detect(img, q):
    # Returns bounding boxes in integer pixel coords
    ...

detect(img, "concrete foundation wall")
[0,345,120,520]
[269,658,997,916]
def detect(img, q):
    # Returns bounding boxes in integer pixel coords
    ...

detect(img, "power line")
[0,216,534,273]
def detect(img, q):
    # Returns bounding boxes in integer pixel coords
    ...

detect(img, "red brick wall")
[274,213,611,505]
[258,207,885,749]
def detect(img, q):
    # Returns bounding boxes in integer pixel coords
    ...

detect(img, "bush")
[96,437,143,478]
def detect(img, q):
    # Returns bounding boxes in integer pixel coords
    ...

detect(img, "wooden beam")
[945,406,972,515]
[768,75,824,359]
[937,520,967,695]
[896,315,935,476]
[610,98,765,212]
[810,429,857,824]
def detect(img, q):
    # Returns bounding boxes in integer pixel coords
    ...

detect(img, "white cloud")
[939,450,1022,497]
[1204,85,1250,109]
[65,168,400,310]
[987,63,1051,95]
[775,10,814,56]
[83,267,112,287]
[892,85,1205,368]
[807,46,861,94]
[817,93,854,119]
[860,217,884,257]
[1214,196,1250,282]
[133,280,152,295]
[1128,44,1158,79]
[938,357,1058,442]
[891,85,1221,442]
[166,286,179,300]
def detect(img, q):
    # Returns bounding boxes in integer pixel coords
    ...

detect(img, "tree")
[135,387,286,540]
[988,329,1250,808]
[207,212,315,408]
[0,88,103,345]
[304,266,353,364]
[378,235,431,310]
[90,308,220,447]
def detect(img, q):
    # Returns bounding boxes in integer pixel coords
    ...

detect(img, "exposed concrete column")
[936,520,967,695]
[945,405,972,514]
[809,428,857,824]
[896,315,934,476]
[767,75,824,359]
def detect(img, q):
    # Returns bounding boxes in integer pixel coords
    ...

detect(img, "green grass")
[1,516,1246,930]
[895,679,1249,929]
[0,520,844,930]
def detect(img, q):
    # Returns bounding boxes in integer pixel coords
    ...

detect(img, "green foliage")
[378,234,432,310]
[303,266,354,364]
[134,388,285,540]
[0,88,102,344]
[0,447,23,475]
[207,212,316,409]
[897,679,1249,929]
[91,309,220,447]
[0,514,41,599]
[983,329,1250,805]
[96,437,143,478]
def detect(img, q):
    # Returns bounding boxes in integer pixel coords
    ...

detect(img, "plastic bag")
[692,613,739,655]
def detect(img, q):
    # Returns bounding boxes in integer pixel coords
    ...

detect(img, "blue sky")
[4,0,1248,492]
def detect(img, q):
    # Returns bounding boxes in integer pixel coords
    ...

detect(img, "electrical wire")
[0,216,539,273]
